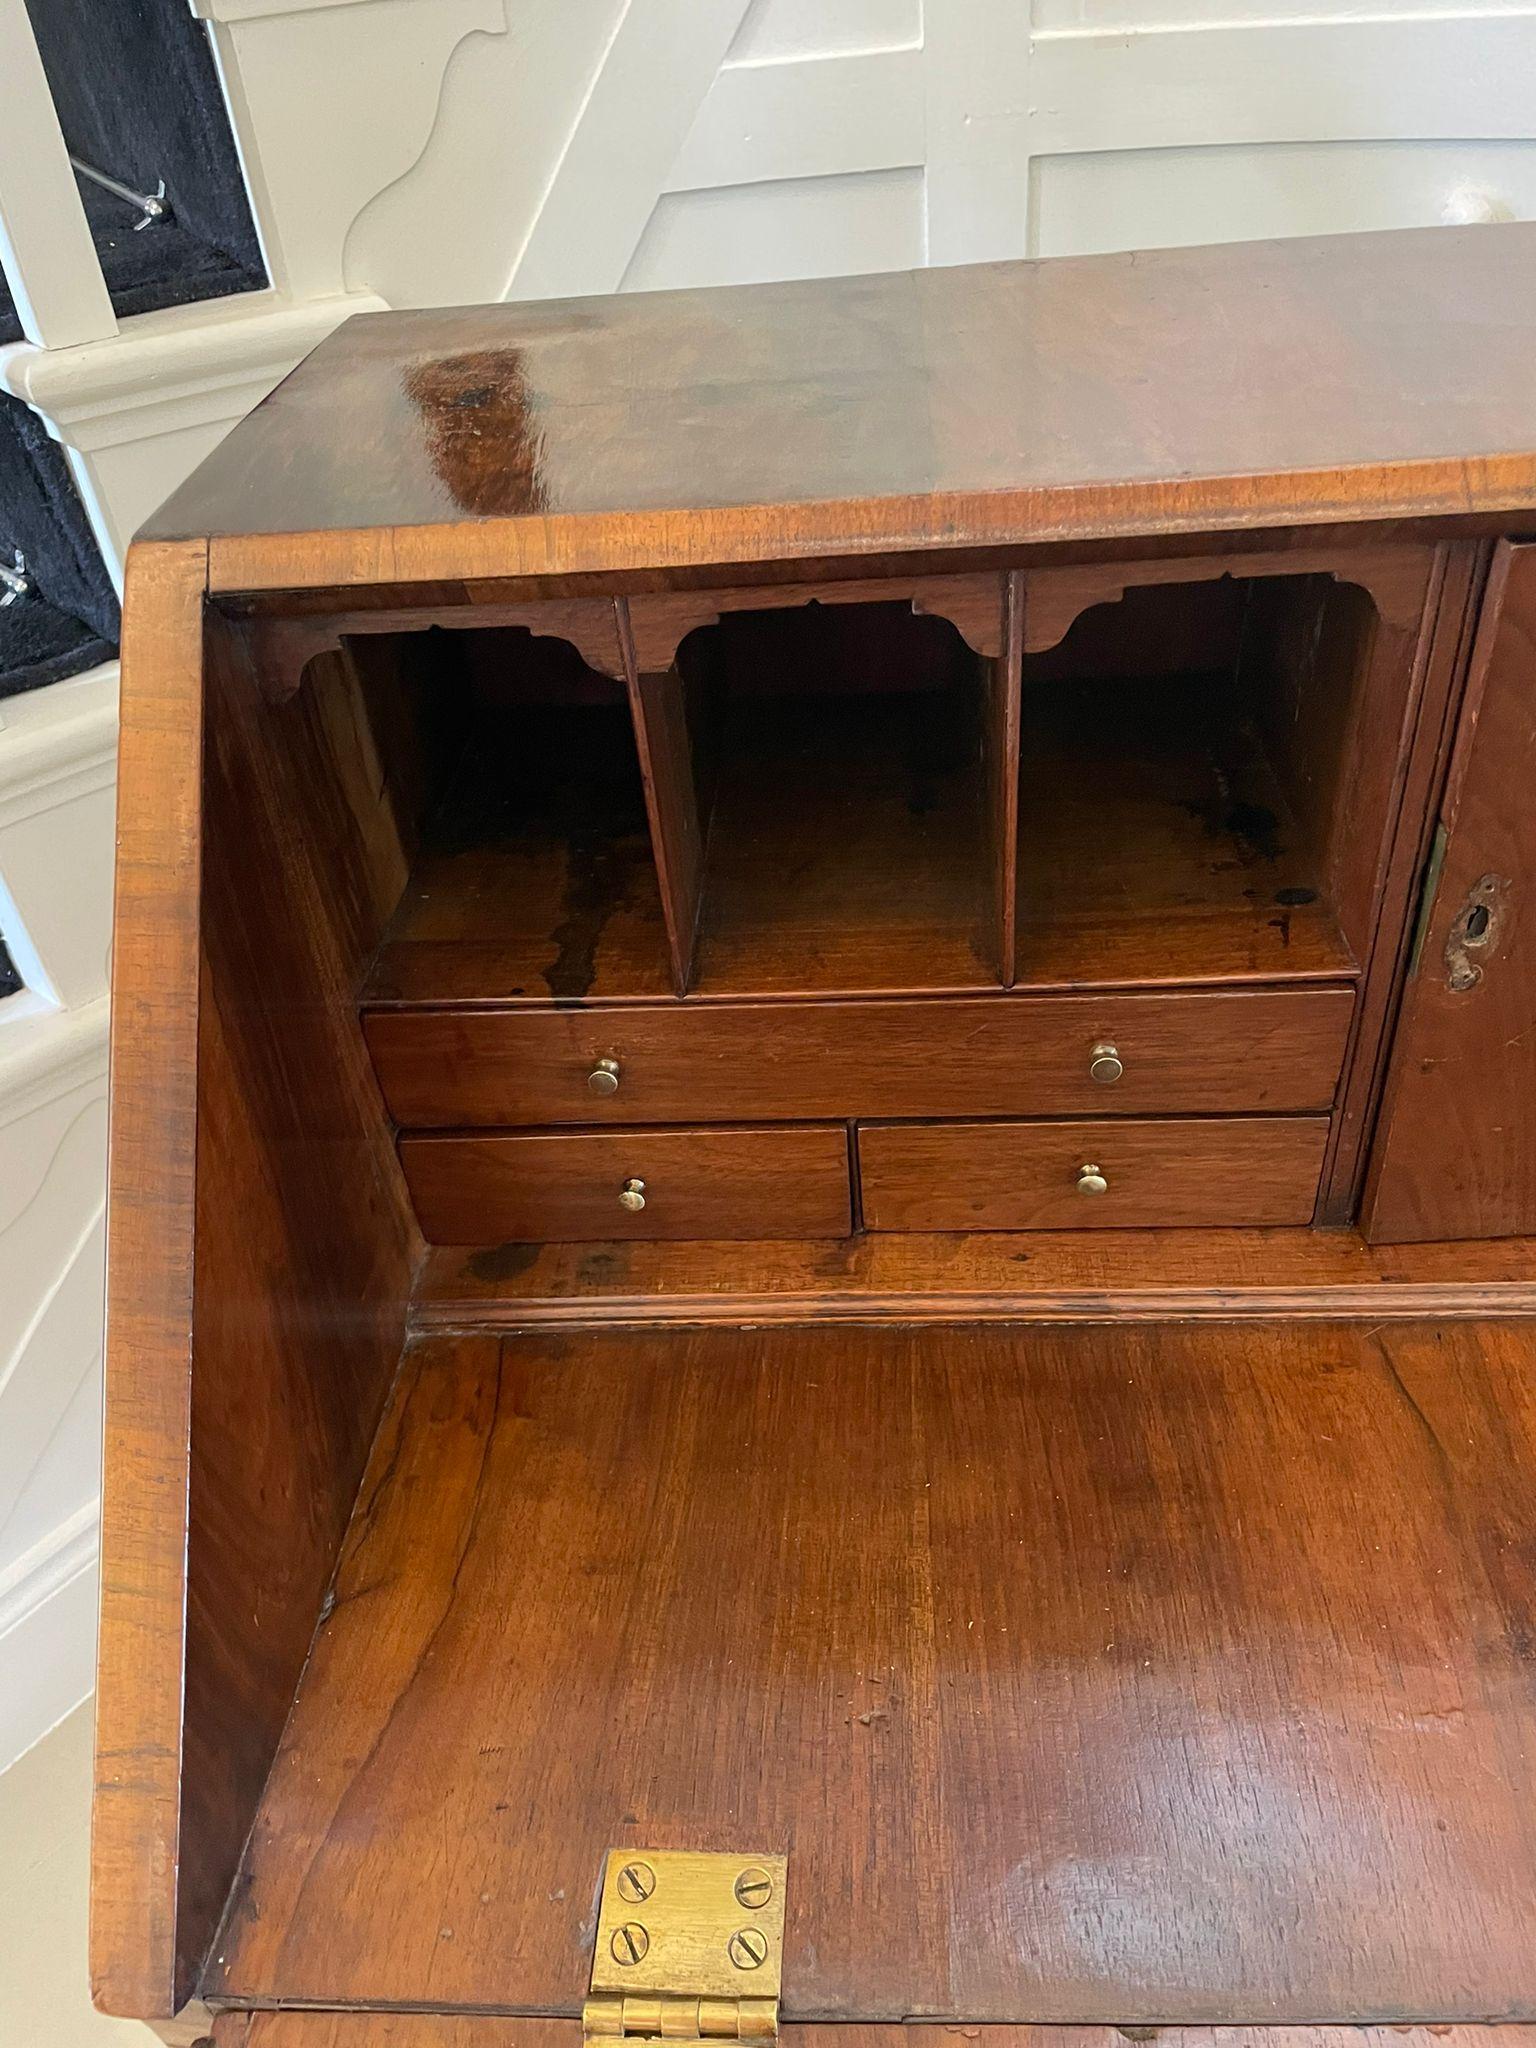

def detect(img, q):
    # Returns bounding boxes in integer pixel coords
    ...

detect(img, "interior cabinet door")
[1366,540,1536,1243]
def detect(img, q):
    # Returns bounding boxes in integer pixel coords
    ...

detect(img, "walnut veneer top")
[145,223,1536,591]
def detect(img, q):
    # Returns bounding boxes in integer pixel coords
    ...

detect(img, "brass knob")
[1089,1041,1123,1084]
[618,1176,647,1213]
[1076,1162,1109,1196]
[587,1056,621,1096]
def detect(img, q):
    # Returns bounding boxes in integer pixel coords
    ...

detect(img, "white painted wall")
[0,668,116,1770]
[0,4,389,1775]
[340,0,1536,306]
[3,0,1536,1773]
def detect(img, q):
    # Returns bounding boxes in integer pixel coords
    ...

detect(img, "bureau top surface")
[146,223,1536,590]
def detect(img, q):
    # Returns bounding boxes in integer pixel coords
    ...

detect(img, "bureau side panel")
[93,541,208,2022]
[92,596,422,2020]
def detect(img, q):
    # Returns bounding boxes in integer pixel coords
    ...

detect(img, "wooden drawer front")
[858,1116,1330,1231]
[399,1123,851,1244]
[365,988,1354,1130]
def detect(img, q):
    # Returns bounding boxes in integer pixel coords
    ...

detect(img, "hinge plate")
[585,1848,787,2043]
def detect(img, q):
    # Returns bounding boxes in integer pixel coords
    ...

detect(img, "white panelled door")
[506,0,1031,296]
[500,0,1536,302]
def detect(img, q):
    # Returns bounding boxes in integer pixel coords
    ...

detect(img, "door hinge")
[584,1849,787,2044]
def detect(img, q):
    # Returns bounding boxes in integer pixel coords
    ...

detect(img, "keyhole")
[1444,873,1507,992]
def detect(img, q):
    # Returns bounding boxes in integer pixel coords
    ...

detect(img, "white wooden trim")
[0,290,383,448]
[0,1503,98,1773]
[0,667,116,1027]
[0,0,116,349]
[665,48,923,194]
[0,673,112,1780]
[922,0,1034,266]
[0,1195,105,1540]
[0,665,118,1016]
[0,663,117,828]
[195,0,408,18]
[1034,0,1536,25]
[1029,13,1536,157]
[1,292,383,577]
[0,1000,109,1129]
[0,1501,97,1644]
[504,0,757,301]
[727,0,918,66]
[194,0,507,303]
[0,1079,107,1774]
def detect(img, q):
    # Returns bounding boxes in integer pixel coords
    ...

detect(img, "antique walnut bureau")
[97,226,1536,2048]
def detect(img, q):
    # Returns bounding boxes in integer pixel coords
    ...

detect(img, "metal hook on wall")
[0,550,33,609]
[69,157,171,231]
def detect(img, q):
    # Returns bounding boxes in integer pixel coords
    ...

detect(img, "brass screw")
[734,1868,774,1910]
[612,1923,650,1966]
[615,1862,656,1904]
[728,1929,769,1971]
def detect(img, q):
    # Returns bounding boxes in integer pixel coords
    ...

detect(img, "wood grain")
[1314,543,1481,1219]
[1022,542,1436,652]
[620,606,706,998]
[1013,552,1447,995]
[211,527,1500,622]
[139,226,1536,593]
[688,680,993,998]
[362,692,676,1008]
[1015,664,1356,989]
[363,988,1355,1130]
[93,539,209,2022]
[93,581,421,2020]
[99,229,1536,2034]
[986,575,1023,987]
[398,1122,852,1243]
[207,1320,1536,2021]
[1367,540,1536,1241]
[240,596,628,704]
[626,573,1007,673]
[178,613,422,1959]
[218,2023,1536,2048]
[857,1116,1329,1231]
[412,1228,1536,1331]
[1246,579,1385,957]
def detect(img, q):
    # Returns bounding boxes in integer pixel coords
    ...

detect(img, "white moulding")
[0,999,108,1130]
[0,660,118,824]
[0,289,385,577]
[0,1501,99,1774]
[0,663,119,1014]
[196,0,424,17]
[190,0,507,304]
[0,1499,98,1652]
[0,290,383,451]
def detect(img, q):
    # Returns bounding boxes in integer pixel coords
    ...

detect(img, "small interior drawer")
[857,1115,1331,1231]
[398,1122,852,1243]
[364,987,1355,1130]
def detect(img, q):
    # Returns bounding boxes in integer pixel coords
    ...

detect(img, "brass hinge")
[584,1849,787,2044]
